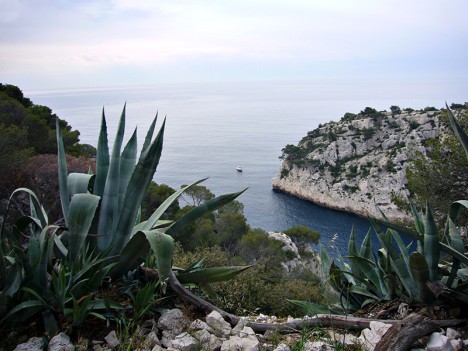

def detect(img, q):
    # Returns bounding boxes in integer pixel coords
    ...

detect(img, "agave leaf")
[347,255,384,296]
[348,226,358,256]
[177,266,251,284]
[197,282,219,301]
[359,229,373,260]
[56,119,70,226]
[67,194,100,271]
[94,110,110,197]
[319,243,332,277]
[111,119,166,255]
[447,218,465,254]
[110,230,174,293]
[2,263,23,297]
[68,173,95,197]
[0,300,44,324]
[446,259,460,289]
[449,200,468,223]
[97,105,127,250]
[372,218,468,265]
[185,259,205,272]
[389,229,410,269]
[165,189,247,236]
[42,309,59,336]
[409,252,433,302]
[446,103,468,159]
[348,285,380,301]
[140,113,157,159]
[410,203,425,235]
[457,268,468,281]
[389,253,418,300]
[329,261,345,292]
[35,226,60,289]
[10,188,48,229]
[118,128,138,214]
[69,255,116,290]
[423,204,439,281]
[141,178,208,232]
[287,300,336,315]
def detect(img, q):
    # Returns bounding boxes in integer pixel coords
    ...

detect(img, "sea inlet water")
[27,80,464,255]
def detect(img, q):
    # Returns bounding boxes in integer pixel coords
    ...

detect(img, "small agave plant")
[0,105,247,333]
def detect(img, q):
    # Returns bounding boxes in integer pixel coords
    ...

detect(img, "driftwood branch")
[168,271,464,334]
[375,312,440,351]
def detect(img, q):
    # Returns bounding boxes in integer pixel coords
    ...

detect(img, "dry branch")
[168,271,464,334]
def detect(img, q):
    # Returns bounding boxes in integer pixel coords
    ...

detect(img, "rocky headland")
[272,107,443,223]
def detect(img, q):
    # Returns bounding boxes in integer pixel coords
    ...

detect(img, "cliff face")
[272,108,441,223]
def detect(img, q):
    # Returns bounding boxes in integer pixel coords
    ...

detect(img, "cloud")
[1,0,467,88]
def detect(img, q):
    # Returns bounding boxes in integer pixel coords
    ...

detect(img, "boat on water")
[236,166,243,172]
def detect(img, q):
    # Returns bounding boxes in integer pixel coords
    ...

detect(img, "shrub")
[362,127,375,140]
[284,225,320,245]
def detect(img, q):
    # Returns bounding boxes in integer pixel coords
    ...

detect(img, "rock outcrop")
[273,108,442,222]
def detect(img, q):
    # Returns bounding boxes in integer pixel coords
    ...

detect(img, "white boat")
[236,166,243,172]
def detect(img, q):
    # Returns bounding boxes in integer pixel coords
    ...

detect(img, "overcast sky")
[1,0,467,90]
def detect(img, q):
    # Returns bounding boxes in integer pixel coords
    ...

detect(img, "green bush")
[214,258,326,317]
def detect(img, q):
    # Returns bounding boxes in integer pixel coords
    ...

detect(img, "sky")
[1,0,468,90]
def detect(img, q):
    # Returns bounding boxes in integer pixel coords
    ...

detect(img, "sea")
[26,80,467,255]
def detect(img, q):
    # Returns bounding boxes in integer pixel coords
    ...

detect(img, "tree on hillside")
[406,107,468,224]
[141,182,180,220]
[180,184,215,206]
[284,225,320,245]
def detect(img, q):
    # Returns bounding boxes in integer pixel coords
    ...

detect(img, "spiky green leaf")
[97,105,127,250]
[165,189,247,236]
[111,119,166,254]
[446,103,468,159]
[110,230,173,293]
[118,128,138,213]
[56,119,70,225]
[141,178,208,232]
[67,194,100,270]
[177,266,251,284]
[423,203,439,281]
[68,173,95,197]
[94,110,109,197]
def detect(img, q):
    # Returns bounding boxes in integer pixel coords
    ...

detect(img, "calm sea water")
[26,80,466,254]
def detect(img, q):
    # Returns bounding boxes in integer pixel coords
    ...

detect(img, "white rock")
[48,333,74,351]
[206,311,232,338]
[358,322,392,351]
[142,331,160,349]
[103,331,120,349]
[170,332,198,351]
[303,340,333,351]
[194,329,222,351]
[14,337,45,351]
[272,343,290,351]
[189,319,214,334]
[159,309,191,347]
[220,335,259,351]
[446,328,461,341]
[231,318,247,336]
[427,332,454,351]
[158,309,190,334]
[450,338,465,351]
[238,326,257,340]
[151,346,165,351]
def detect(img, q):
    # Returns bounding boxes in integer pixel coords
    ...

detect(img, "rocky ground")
[11,306,467,351]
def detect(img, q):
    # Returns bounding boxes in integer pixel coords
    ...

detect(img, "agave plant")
[1,105,248,333]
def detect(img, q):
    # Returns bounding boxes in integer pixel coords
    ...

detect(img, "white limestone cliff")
[272,109,441,223]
